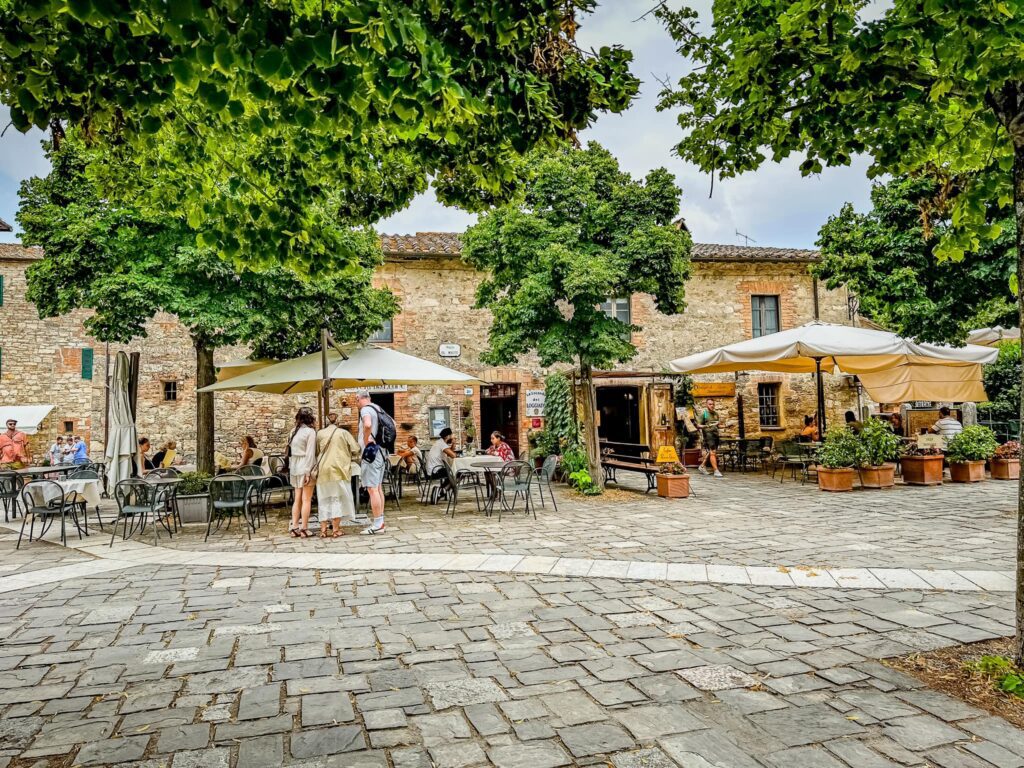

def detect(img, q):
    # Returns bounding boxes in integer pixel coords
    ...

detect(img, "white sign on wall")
[525,389,546,417]
[439,343,461,358]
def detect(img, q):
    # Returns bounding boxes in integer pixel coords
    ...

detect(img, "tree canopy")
[1,1,639,272]
[815,176,1016,344]
[462,142,691,480]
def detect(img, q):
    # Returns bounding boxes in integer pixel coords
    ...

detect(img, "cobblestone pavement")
[158,471,1017,572]
[1,533,1021,768]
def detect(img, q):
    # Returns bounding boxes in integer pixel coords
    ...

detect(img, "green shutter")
[81,347,94,380]
[0,274,4,305]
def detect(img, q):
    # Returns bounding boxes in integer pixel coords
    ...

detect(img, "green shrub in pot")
[177,471,212,496]
[858,417,903,467]
[818,427,867,469]
[945,425,998,463]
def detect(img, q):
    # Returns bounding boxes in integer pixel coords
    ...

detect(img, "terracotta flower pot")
[949,460,986,483]
[818,467,855,492]
[682,448,703,467]
[991,457,1020,480]
[860,464,896,489]
[900,455,944,486]
[657,473,690,498]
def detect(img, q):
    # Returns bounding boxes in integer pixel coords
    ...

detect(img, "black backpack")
[369,403,397,452]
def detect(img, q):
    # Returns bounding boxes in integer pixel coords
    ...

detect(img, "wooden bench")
[599,441,651,459]
[601,453,659,493]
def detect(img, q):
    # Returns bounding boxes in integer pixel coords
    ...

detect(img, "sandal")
[331,529,344,538]
[317,529,331,539]
[289,527,300,538]
[298,529,311,538]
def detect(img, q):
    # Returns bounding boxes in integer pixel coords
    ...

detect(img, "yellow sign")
[656,446,680,464]
[692,382,736,397]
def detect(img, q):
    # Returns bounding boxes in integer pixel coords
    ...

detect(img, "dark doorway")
[370,392,395,418]
[597,386,641,445]
[480,383,520,456]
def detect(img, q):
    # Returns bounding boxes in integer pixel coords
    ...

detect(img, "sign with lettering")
[656,446,681,464]
[340,385,407,393]
[439,343,461,358]
[692,382,736,398]
[526,389,546,417]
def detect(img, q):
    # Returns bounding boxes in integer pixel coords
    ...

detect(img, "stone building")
[0,234,861,464]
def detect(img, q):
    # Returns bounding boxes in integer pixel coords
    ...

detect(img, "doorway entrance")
[369,392,395,418]
[597,385,641,445]
[480,383,520,456]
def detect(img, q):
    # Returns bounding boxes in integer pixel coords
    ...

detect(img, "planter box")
[949,460,986,483]
[901,455,944,486]
[818,467,855,492]
[177,494,210,524]
[657,474,690,498]
[860,464,896,489]
[991,457,1020,480]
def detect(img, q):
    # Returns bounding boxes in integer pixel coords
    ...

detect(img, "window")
[600,297,631,326]
[757,383,781,428]
[63,420,74,434]
[368,318,393,343]
[163,381,178,402]
[81,347,94,380]
[751,295,780,337]
[429,406,451,438]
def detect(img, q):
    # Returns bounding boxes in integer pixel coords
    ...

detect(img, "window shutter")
[81,347,94,380]
[0,274,4,306]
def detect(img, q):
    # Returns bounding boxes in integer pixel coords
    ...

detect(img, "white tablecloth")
[451,455,505,474]
[30,478,102,508]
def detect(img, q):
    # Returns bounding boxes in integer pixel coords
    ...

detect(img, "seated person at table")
[71,435,89,465]
[239,435,264,467]
[889,412,904,437]
[844,410,863,435]
[48,435,64,466]
[930,406,963,446]
[486,431,515,462]
[799,415,819,442]
[133,437,155,477]
[152,439,177,468]
[396,435,423,475]
[425,428,457,498]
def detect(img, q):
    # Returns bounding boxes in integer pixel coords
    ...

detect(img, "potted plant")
[946,425,998,483]
[858,418,902,488]
[992,440,1021,480]
[901,445,945,485]
[176,471,212,524]
[817,427,865,492]
[656,462,690,498]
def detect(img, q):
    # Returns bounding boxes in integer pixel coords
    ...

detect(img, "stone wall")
[0,243,861,465]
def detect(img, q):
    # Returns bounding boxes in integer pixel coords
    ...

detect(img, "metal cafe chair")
[19,479,83,548]
[206,474,256,542]
[0,470,23,523]
[112,479,172,546]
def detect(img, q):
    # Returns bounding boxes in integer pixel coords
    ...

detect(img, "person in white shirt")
[424,428,457,501]
[49,436,65,466]
[930,406,963,447]
[288,407,317,538]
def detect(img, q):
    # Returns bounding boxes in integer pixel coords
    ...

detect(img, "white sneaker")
[697,466,709,475]
[714,471,723,478]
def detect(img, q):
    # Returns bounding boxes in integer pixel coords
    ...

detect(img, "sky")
[0,1,878,249]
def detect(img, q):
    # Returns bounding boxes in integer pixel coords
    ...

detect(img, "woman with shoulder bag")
[288,407,318,538]
[315,413,361,538]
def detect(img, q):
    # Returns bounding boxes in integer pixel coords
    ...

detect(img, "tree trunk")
[195,339,216,476]
[1014,141,1024,666]
[578,361,603,488]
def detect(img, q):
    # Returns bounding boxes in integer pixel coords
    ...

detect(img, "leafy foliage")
[996,441,1021,460]
[818,426,867,469]
[858,417,903,467]
[177,471,212,496]
[658,462,687,476]
[542,372,580,452]
[981,342,1022,423]
[815,177,1016,344]
[965,655,1024,699]
[528,429,561,460]
[946,425,999,464]
[560,447,589,478]
[567,469,602,496]
[0,1,638,272]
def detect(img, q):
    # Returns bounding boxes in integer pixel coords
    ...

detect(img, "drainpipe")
[812,275,820,321]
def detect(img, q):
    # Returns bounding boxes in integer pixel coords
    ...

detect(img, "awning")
[857,364,988,404]
[0,405,55,435]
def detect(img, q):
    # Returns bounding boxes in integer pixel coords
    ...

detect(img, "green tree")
[655,0,1024,659]
[462,143,692,484]
[982,342,1022,425]
[0,1,638,272]
[18,136,395,473]
[815,176,1016,344]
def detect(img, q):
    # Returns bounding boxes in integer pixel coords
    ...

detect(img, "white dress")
[289,426,317,488]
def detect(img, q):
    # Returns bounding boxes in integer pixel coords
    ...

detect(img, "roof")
[0,243,41,261]
[0,218,11,232]
[381,232,818,263]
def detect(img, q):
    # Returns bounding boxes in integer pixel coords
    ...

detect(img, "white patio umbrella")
[214,357,274,382]
[668,321,997,432]
[198,344,479,394]
[967,326,1020,346]
[857,363,988,404]
[105,351,137,490]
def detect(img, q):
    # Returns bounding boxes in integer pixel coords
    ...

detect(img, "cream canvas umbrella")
[857,363,988,404]
[199,344,479,394]
[215,358,274,382]
[105,351,137,490]
[668,321,997,432]
[967,326,1020,346]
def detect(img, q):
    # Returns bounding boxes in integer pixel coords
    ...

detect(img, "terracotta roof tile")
[0,243,42,261]
[380,232,818,263]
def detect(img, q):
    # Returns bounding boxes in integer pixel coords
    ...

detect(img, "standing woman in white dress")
[315,413,361,538]
[288,407,317,538]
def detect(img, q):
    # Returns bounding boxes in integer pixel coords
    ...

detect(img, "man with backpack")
[356,391,395,535]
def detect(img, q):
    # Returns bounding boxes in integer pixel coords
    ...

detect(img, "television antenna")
[735,229,756,246]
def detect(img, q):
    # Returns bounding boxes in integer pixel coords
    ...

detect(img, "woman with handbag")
[315,413,361,538]
[288,407,317,538]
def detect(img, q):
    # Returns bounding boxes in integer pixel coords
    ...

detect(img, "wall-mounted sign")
[439,343,461,358]
[525,389,546,417]
[532,417,542,429]
[341,385,408,393]
[464,387,474,396]
[692,382,736,398]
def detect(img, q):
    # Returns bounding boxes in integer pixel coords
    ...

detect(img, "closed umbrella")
[669,321,997,433]
[105,351,137,490]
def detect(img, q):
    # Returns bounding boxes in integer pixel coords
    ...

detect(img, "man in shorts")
[697,398,723,478]
[357,392,388,534]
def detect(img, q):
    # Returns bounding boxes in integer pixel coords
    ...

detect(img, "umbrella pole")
[320,327,330,428]
[814,357,827,436]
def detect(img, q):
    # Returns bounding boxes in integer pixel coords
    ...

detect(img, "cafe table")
[16,465,75,479]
